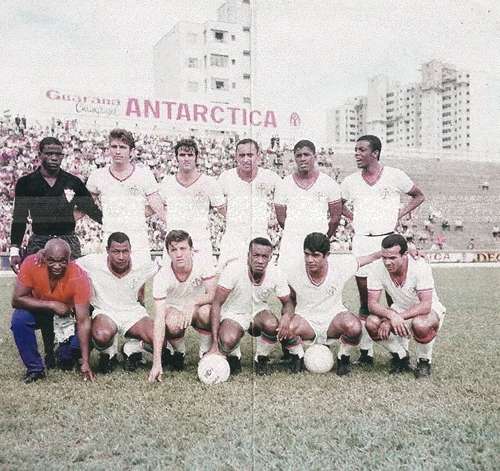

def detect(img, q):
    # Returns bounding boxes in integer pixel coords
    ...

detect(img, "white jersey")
[218,167,281,238]
[275,171,341,236]
[77,253,158,314]
[218,261,290,317]
[87,165,158,237]
[159,173,224,243]
[152,255,216,310]
[341,166,415,236]
[367,257,446,315]
[288,254,359,322]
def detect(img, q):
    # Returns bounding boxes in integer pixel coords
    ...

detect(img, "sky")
[0,0,499,140]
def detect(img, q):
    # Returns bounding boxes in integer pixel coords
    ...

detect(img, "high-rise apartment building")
[329,60,489,154]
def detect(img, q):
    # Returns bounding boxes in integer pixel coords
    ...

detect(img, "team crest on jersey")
[259,287,274,299]
[326,284,338,296]
[256,183,269,195]
[64,188,75,203]
[379,187,391,199]
[129,184,141,196]
[191,277,202,288]
[314,191,327,202]
[129,277,141,291]
[193,191,205,204]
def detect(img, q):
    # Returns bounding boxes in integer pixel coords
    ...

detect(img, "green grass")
[0,267,499,470]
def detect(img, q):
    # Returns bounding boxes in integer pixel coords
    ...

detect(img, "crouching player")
[148,230,216,382]
[282,232,383,376]
[207,237,294,376]
[366,234,446,379]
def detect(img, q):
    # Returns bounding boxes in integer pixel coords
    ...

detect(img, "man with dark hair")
[275,139,342,275]
[282,232,383,376]
[159,139,225,266]
[9,136,102,367]
[86,128,165,263]
[217,138,281,270]
[148,230,217,381]
[341,135,425,366]
[366,234,445,379]
[76,232,159,374]
[207,237,294,376]
[10,239,95,383]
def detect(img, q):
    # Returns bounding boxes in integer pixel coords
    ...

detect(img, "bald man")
[10,239,95,383]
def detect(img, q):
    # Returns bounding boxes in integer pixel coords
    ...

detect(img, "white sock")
[123,338,143,356]
[197,330,212,358]
[94,334,118,357]
[288,344,304,359]
[338,342,356,359]
[378,334,407,359]
[255,334,276,361]
[360,321,374,356]
[228,346,242,359]
[416,337,436,362]
[170,337,186,355]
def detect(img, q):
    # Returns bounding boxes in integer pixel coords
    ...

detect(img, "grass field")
[0,266,499,471]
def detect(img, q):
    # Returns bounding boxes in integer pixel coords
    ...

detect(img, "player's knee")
[92,326,115,348]
[365,315,379,336]
[344,315,362,338]
[11,309,34,330]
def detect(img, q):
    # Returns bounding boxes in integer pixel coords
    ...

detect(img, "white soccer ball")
[197,354,231,385]
[304,344,334,373]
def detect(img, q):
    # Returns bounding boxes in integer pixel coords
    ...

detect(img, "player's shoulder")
[340,171,362,184]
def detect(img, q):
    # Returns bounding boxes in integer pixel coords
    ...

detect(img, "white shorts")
[220,309,270,332]
[92,306,149,336]
[352,234,390,277]
[297,310,344,346]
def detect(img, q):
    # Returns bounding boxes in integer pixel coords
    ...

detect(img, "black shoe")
[279,345,292,364]
[288,354,303,374]
[161,348,172,367]
[169,351,185,372]
[98,353,118,374]
[336,355,352,376]
[389,351,412,375]
[255,355,271,376]
[353,349,374,366]
[123,351,143,372]
[23,371,46,384]
[45,353,56,370]
[57,359,76,372]
[227,356,242,376]
[416,358,431,379]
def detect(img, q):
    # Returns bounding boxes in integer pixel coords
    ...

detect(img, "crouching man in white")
[77,232,159,374]
[148,230,217,382]
[366,234,446,379]
[207,237,294,376]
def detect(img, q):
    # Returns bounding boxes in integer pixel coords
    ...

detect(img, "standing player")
[158,139,225,265]
[77,232,159,373]
[207,237,294,376]
[341,135,425,366]
[86,128,165,262]
[217,139,281,270]
[275,140,342,276]
[282,232,383,376]
[10,136,102,367]
[366,234,445,379]
[10,239,95,383]
[148,230,217,382]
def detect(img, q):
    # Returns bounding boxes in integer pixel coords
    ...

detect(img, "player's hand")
[277,316,291,341]
[9,255,21,274]
[51,301,74,317]
[388,312,410,337]
[148,364,163,382]
[206,344,222,356]
[378,320,392,340]
[80,362,96,382]
[178,304,195,329]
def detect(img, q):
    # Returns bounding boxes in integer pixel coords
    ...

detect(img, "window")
[231,34,236,41]
[211,78,229,91]
[243,50,251,56]
[214,30,225,42]
[232,59,236,65]
[243,27,250,32]
[211,54,229,67]
[243,97,251,104]
[243,73,251,80]
[187,58,200,68]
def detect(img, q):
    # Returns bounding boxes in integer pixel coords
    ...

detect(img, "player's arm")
[146,192,166,221]
[341,199,354,222]
[356,250,383,268]
[327,200,342,238]
[74,301,96,382]
[11,279,72,316]
[179,277,217,329]
[206,286,230,355]
[73,182,103,224]
[10,182,29,273]
[368,289,410,338]
[398,289,433,320]
[277,294,294,341]
[149,297,167,382]
[274,204,287,229]
[399,185,425,220]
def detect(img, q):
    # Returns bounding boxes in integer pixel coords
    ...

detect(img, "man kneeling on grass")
[366,234,446,379]
[206,237,294,376]
[11,239,95,383]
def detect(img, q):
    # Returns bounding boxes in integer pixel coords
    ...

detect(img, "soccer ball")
[197,354,231,385]
[304,344,334,373]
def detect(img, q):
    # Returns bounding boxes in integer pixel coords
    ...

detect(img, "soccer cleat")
[279,345,292,364]
[416,358,432,379]
[255,355,271,376]
[169,351,185,372]
[336,355,352,376]
[353,349,374,366]
[288,354,304,374]
[97,353,118,374]
[23,371,46,384]
[389,351,412,375]
[161,348,172,367]
[123,352,144,372]
[227,356,242,376]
